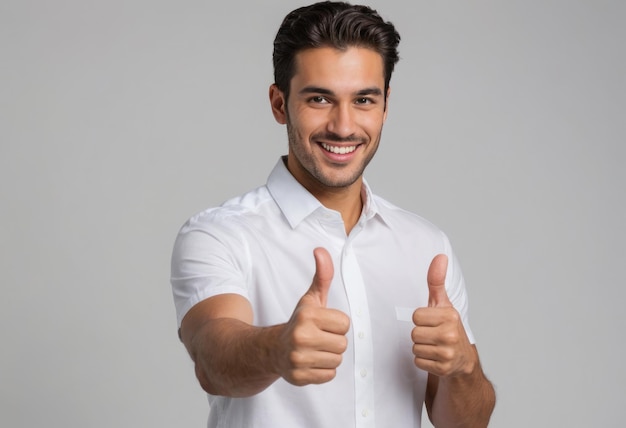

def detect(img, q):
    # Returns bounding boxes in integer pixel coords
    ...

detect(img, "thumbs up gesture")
[277,247,351,386]
[412,254,476,377]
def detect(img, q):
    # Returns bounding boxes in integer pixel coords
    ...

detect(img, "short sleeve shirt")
[171,157,474,428]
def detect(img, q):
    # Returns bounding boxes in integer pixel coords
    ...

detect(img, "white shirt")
[171,157,475,428]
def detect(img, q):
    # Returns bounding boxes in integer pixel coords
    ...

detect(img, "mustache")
[312,132,367,144]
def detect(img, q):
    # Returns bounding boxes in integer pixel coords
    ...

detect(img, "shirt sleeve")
[170,210,250,327]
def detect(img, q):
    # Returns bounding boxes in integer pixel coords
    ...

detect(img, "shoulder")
[171,185,277,284]
[179,185,275,235]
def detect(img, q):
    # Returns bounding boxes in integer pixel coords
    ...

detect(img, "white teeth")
[321,142,357,154]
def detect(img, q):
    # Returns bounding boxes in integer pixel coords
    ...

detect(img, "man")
[171,2,495,427]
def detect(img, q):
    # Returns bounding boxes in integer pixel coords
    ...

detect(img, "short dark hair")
[272,1,401,100]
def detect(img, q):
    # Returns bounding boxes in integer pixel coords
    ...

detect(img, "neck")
[283,156,365,234]
[314,180,364,235]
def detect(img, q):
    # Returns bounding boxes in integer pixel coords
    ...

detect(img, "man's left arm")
[413,254,496,427]
[424,346,495,427]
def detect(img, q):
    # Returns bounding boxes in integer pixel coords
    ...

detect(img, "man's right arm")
[179,248,350,397]
[180,294,285,397]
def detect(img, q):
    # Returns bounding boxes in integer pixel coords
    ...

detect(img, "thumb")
[427,254,452,307]
[306,247,334,307]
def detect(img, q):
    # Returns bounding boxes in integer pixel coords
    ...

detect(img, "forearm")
[189,318,283,397]
[182,256,349,397]
[429,356,496,428]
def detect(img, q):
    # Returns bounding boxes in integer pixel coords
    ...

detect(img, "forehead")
[291,46,385,92]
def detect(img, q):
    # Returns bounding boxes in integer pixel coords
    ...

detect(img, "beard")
[285,118,381,189]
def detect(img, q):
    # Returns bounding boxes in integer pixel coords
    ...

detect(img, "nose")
[327,103,356,138]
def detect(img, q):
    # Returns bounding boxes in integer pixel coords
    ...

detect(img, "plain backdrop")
[1,1,624,427]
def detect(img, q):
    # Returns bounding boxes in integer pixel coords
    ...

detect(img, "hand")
[277,247,350,386]
[412,254,476,377]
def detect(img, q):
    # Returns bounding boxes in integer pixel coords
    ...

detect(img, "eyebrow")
[299,86,384,97]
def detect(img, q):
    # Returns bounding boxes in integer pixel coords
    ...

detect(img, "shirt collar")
[266,156,387,229]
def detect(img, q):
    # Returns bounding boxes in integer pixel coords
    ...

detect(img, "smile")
[320,142,358,155]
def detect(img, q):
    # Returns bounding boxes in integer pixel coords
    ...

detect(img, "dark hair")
[273,1,401,100]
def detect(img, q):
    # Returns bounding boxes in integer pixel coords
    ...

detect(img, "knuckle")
[291,333,307,348]
[440,329,458,345]
[440,347,456,362]
[294,306,314,323]
[291,326,314,348]
[445,309,461,323]
[288,350,306,367]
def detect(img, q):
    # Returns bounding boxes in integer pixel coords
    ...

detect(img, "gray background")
[1,0,624,427]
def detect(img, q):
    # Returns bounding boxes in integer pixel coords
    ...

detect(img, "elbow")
[194,361,218,395]
[193,361,269,398]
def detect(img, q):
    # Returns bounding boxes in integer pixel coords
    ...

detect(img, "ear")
[269,84,287,124]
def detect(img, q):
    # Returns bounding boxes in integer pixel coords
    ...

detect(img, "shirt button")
[358,331,365,339]
[360,368,367,378]
[362,408,369,417]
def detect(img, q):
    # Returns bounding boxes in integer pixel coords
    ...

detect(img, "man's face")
[270,46,388,194]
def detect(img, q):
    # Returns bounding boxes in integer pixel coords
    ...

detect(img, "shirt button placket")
[341,242,375,428]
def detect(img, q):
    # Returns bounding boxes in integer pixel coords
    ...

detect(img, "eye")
[355,97,373,105]
[309,96,329,104]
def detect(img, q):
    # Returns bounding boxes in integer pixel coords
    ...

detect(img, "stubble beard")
[285,118,381,189]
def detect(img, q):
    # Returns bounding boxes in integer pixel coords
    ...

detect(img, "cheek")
[291,111,329,138]
[355,108,385,129]
[361,119,385,141]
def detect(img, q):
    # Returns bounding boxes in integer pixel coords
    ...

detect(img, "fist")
[411,254,475,377]
[278,248,350,386]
